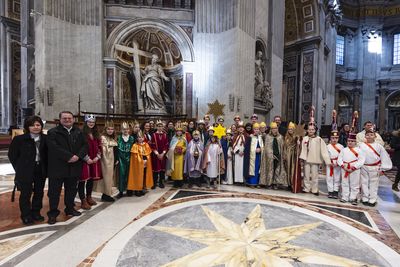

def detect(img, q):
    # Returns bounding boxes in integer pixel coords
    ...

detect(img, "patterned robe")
[94,135,117,196]
[260,133,288,186]
[117,135,134,192]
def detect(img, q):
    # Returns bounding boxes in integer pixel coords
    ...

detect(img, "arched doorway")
[105,18,194,115]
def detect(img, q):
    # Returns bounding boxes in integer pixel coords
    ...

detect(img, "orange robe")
[127,142,154,190]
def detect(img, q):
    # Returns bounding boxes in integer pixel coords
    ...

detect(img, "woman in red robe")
[79,114,102,210]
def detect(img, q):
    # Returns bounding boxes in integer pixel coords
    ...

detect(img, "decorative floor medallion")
[151,204,375,266]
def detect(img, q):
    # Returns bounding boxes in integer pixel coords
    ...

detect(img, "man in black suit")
[8,116,48,225]
[47,111,87,224]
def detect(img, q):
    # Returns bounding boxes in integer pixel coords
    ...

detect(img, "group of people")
[7,111,394,226]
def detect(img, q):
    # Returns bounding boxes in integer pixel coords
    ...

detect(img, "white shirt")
[359,142,392,171]
[337,147,365,170]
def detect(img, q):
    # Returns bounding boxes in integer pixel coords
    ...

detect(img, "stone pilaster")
[378,79,390,132]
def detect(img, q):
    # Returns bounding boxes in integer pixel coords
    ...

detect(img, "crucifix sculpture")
[114,42,153,113]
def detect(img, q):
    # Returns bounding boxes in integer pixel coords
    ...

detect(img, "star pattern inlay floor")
[150,204,376,267]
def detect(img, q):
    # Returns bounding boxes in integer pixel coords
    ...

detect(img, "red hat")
[348,133,357,141]
[330,130,339,137]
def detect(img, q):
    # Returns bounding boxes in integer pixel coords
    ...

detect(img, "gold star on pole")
[150,205,376,267]
[207,100,225,121]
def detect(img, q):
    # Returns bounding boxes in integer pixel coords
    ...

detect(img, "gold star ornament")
[207,100,225,121]
[150,204,376,267]
[213,124,226,139]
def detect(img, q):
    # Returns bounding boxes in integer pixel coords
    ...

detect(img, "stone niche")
[105,18,194,116]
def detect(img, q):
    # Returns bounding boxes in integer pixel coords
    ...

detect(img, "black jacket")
[47,125,87,178]
[390,134,400,167]
[8,133,48,182]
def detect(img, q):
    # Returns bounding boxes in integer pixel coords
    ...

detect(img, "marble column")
[378,89,387,131]
[0,14,12,133]
[378,80,390,131]
[20,0,35,126]
[352,88,361,114]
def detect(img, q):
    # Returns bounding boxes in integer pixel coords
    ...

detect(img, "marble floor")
[1,163,400,267]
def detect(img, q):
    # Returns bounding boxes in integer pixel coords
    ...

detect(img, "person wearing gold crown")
[232,121,247,183]
[299,122,331,195]
[244,123,264,187]
[202,130,224,189]
[117,122,134,198]
[150,120,169,189]
[79,114,102,210]
[326,130,344,199]
[127,131,153,196]
[337,132,365,205]
[359,129,392,206]
[261,122,287,189]
[166,122,187,188]
[283,122,298,191]
[184,130,204,188]
[94,121,118,202]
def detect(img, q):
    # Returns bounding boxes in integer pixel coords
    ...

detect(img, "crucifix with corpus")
[114,42,153,113]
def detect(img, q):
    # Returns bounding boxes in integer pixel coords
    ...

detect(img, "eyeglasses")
[61,118,73,120]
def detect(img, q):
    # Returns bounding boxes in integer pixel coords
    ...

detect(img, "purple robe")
[184,139,204,178]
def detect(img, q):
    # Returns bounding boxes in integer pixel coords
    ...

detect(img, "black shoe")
[101,194,115,202]
[188,183,193,188]
[333,191,339,199]
[313,192,319,196]
[362,201,369,206]
[48,217,57,225]
[135,191,145,197]
[301,190,309,193]
[392,184,399,192]
[65,209,82,216]
[328,192,333,198]
[368,202,377,207]
[32,213,45,222]
[22,217,34,226]
[159,182,165,188]
[117,192,124,199]
[127,190,133,197]
[351,199,358,205]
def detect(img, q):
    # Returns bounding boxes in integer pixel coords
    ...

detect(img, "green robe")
[117,135,134,192]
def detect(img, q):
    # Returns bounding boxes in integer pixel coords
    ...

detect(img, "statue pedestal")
[137,107,167,115]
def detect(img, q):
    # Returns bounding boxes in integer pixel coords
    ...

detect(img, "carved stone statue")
[255,51,264,87]
[254,50,273,112]
[140,54,170,113]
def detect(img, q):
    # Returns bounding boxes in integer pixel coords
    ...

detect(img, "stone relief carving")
[254,51,273,112]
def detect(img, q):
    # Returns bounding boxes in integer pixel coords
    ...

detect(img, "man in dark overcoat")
[47,111,87,224]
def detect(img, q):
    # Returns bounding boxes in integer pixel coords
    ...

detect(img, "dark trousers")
[78,179,93,199]
[18,164,46,219]
[395,167,400,184]
[153,171,165,184]
[47,176,78,217]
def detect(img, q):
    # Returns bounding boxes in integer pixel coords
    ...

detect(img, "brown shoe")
[80,199,91,210]
[86,196,97,206]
